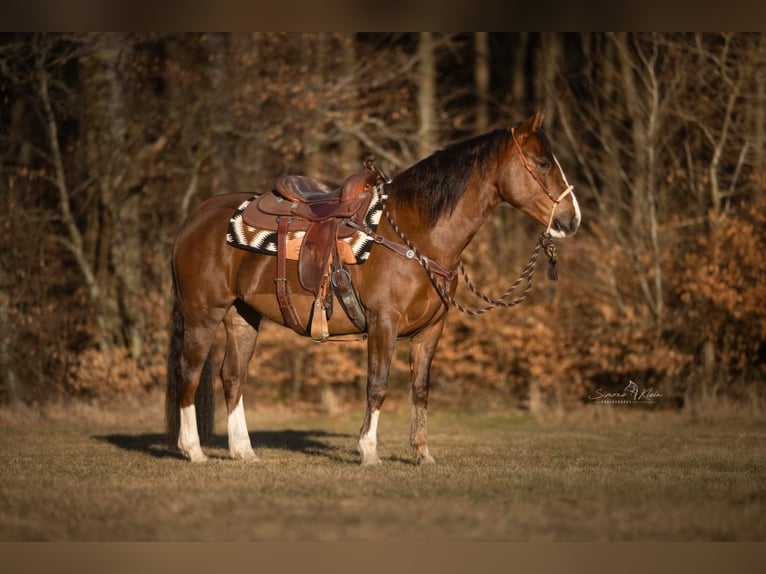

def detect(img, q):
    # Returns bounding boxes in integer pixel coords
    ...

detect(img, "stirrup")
[310,298,330,342]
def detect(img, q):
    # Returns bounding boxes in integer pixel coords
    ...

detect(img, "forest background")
[1,32,764,416]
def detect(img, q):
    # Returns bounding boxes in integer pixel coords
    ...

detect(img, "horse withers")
[166,111,580,464]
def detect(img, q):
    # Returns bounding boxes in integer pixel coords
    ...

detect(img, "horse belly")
[236,254,362,337]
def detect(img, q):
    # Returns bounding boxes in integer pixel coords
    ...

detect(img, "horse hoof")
[360,456,382,466]
[183,448,209,463]
[414,447,436,464]
[231,448,259,462]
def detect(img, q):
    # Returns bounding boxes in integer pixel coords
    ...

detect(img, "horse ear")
[516,110,545,140]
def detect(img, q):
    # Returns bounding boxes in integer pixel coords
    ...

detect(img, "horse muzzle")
[548,192,581,238]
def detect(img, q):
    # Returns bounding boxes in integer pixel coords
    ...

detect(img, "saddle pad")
[226,188,383,264]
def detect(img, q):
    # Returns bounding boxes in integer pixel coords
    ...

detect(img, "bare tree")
[32,35,118,357]
[554,33,674,327]
[417,32,437,159]
[339,33,360,174]
[474,32,490,133]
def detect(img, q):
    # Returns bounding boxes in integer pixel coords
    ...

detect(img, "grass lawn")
[1,396,764,541]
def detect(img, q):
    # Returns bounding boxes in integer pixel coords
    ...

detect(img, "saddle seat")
[275,169,377,204]
[244,168,378,231]
[274,175,335,202]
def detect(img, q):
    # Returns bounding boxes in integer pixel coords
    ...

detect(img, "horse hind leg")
[167,299,225,463]
[221,303,261,461]
[178,321,222,463]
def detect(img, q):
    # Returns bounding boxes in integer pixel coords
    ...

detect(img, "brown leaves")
[673,198,766,382]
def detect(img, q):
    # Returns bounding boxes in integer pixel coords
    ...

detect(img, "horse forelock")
[387,128,512,225]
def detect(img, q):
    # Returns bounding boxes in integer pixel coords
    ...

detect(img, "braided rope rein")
[381,198,559,316]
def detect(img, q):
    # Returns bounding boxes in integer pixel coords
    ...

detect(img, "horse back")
[175,193,250,245]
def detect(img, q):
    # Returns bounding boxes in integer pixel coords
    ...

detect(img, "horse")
[165,111,581,465]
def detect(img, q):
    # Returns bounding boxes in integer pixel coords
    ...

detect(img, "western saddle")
[241,163,383,341]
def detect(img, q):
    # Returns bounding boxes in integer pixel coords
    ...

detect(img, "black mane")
[386,127,554,225]
[386,128,512,225]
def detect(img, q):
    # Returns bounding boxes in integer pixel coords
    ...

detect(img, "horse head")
[500,111,581,238]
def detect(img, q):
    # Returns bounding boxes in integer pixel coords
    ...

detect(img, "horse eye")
[536,159,552,170]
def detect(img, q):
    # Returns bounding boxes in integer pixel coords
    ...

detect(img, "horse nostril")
[552,216,578,236]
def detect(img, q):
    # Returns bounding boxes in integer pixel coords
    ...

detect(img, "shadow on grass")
[98,429,356,463]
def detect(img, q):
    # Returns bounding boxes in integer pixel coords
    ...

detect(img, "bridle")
[510,127,574,235]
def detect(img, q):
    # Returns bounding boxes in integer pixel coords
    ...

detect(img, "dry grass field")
[1,394,764,542]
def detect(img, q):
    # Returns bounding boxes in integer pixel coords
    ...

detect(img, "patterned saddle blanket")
[226,187,383,264]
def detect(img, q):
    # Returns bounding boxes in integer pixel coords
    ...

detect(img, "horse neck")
[388,173,500,269]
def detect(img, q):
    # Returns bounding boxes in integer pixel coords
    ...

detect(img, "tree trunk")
[304,33,326,178]
[754,34,766,202]
[81,34,145,358]
[0,250,20,404]
[37,42,113,357]
[230,33,266,191]
[613,33,664,326]
[539,33,562,119]
[340,33,360,174]
[205,32,234,195]
[510,33,528,109]
[417,32,437,159]
[474,32,490,133]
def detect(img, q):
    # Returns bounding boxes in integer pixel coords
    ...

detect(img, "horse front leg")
[358,317,397,465]
[221,305,260,461]
[409,318,446,464]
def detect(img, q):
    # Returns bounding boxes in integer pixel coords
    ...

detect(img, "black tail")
[196,358,215,445]
[165,290,215,446]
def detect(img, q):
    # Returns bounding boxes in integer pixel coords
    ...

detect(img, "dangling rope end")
[539,233,559,281]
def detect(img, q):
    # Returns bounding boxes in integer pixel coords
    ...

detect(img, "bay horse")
[165,111,580,464]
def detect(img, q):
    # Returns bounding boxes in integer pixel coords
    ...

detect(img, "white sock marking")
[178,405,207,462]
[359,409,381,464]
[228,396,256,460]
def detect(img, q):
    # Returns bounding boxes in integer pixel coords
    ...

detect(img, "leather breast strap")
[345,219,456,282]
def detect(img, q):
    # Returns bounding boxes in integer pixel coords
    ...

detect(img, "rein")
[356,140,569,315]
[378,197,559,315]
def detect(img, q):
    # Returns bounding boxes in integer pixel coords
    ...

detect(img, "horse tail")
[165,290,185,446]
[195,354,215,445]
[165,279,215,446]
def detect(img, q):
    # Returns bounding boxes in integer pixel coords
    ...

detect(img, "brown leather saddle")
[241,167,380,340]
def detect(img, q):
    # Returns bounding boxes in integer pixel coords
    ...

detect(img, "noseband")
[511,127,574,235]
